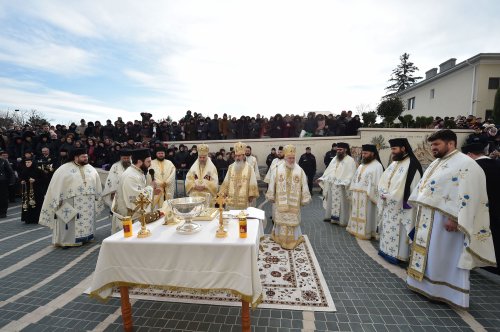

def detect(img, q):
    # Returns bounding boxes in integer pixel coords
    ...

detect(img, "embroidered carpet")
[109,235,335,311]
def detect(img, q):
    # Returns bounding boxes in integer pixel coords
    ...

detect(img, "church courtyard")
[1,194,499,332]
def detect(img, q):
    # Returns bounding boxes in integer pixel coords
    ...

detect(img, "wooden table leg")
[241,300,250,332]
[119,286,133,332]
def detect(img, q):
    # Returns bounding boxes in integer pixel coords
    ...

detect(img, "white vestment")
[264,158,284,184]
[266,163,311,249]
[111,165,153,234]
[377,157,421,263]
[39,162,104,247]
[347,160,383,239]
[147,159,176,209]
[318,155,357,225]
[406,150,496,309]
[245,155,261,181]
[101,161,127,208]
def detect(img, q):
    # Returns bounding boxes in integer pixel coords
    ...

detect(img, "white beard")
[285,162,295,169]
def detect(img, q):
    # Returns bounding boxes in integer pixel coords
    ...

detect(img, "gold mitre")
[234,142,246,155]
[283,144,296,157]
[198,144,209,156]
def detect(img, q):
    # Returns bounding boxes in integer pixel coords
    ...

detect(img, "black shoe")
[323,218,330,222]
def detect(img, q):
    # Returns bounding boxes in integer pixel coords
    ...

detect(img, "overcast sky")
[0,0,498,124]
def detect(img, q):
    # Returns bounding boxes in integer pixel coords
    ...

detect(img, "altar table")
[88,211,263,332]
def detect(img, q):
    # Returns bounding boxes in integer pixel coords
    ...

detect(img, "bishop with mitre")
[266,144,311,249]
[219,142,259,209]
[185,144,218,205]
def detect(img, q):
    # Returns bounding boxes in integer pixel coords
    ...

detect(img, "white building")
[397,53,500,120]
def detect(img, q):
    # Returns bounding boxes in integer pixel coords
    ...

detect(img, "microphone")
[148,169,155,181]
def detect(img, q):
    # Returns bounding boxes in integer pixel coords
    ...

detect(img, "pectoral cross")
[134,193,151,213]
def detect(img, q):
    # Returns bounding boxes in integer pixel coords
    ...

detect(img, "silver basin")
[168,197,206,234]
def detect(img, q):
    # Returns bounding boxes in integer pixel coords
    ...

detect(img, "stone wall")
[167,128,473,173]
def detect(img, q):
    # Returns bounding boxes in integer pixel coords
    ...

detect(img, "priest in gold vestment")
[185,144,218,205]
[219,142,259,209]
[266,145,311,249]
[147,146,176,209]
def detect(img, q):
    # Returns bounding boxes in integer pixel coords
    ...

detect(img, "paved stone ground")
[1,191,499,332]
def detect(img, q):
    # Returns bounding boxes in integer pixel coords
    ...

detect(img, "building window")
[488,77,500,89]
[430,89,435,99]
[407,97,415,110]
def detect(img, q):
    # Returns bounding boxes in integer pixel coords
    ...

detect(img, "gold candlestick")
[215,194,227,238]
[134,192,152,238]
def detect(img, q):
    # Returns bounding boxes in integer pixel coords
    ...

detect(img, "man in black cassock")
[463,142,500,274]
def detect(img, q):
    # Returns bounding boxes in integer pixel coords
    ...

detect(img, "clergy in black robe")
[463,143,500,274]
[20,158,47,224]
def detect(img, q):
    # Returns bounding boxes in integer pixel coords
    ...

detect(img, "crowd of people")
[0,108,498,220]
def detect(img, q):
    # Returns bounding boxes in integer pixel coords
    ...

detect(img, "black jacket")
[298,153,317,177]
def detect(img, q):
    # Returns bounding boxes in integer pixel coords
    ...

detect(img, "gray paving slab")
[0,195,498,332]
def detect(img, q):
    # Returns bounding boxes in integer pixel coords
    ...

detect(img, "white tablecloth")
[88,211,264,306]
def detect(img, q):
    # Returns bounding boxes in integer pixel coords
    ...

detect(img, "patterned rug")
[108,235,335,311]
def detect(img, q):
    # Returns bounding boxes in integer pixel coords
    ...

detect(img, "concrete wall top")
[164,128,473,174]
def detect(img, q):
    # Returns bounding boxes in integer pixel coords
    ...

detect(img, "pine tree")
[385,53,422,95]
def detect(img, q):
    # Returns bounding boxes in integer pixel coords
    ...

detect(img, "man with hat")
[377,138,422,264]
[347,144,384,239]
[39,148,104,247]
[112,148,164,234]
[298,147,317,195]
[462,142,500,274]
[264,146,284,183]
[406,130,495,309]
[101,149,132,209]
[219,142,259,209]
[266,144,311,249]
[147,146,176,209]
[185,144,218,205]
[317,142,357,226]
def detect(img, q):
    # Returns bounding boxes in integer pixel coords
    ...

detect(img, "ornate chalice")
[168,197,206,234]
